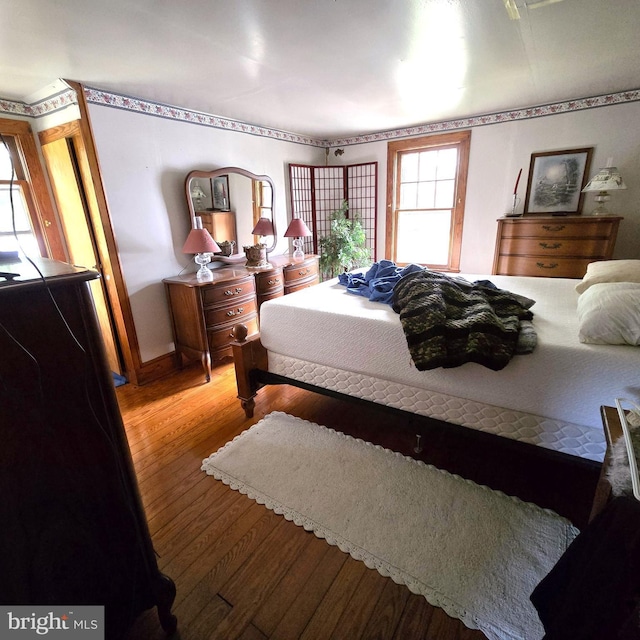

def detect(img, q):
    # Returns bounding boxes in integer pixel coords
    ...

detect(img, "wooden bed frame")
[231,321,602,464]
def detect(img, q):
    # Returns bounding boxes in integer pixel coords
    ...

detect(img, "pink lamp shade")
[284,217,312,238]
[284,217,312,263]
[183,217,220,282]
[251,217,275,238]
[182,217,221,254]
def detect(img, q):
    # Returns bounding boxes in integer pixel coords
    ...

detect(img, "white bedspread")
[259,274,640,458]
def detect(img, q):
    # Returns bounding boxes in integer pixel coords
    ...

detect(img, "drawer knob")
[224,287,244,296]
[298,268,310,276]
[268,278,280,285]
[542,224,565,232]
[536,262,558,270]
[539,242,562,249]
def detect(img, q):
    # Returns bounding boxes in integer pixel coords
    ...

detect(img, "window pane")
[418,151,438,181]
[0,142,15,180]
[417,181,435,208]
[437,148,458,179]
[400,152,419,182]
[400,182,417,209]
[0,184,39,255]
[396,210,451,265]
[435,179,455,208]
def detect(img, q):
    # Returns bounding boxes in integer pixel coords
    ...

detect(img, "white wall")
[88,104,324,361]
[88,99,640,364]
[335,100,640,274]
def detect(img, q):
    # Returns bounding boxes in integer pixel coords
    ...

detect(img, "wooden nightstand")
[164,269,259,381]
[493,215,622,278]
[590,406,625,522]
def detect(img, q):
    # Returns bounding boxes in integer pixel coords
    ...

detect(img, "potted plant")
[318,200,371,280]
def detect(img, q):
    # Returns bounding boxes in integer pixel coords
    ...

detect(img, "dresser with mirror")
[166,166,318,381]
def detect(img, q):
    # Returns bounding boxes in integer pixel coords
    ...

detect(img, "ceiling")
[2,0,640,140]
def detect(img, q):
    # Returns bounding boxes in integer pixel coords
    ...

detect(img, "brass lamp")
[182,216,220,281]
[284,217,312,263]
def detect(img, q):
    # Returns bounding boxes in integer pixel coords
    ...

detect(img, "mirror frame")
[185,166,277,264]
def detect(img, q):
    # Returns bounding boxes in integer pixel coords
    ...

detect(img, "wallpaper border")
[1,84,639,148]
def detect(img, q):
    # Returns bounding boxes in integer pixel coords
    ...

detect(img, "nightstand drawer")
[204,297,258,326]
[498,237,611,257]
[495,255,593,278]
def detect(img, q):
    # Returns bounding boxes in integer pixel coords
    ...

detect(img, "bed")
[232,265,640,463]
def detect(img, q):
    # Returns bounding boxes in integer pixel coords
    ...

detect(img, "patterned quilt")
[391,270,537,371]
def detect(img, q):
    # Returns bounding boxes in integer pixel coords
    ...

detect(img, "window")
[0,118,65,261]
[386,130,470,271]
[252,178,272,226]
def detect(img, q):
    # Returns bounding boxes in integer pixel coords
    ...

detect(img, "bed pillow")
[577,282,640,345]
[575,260,640,294]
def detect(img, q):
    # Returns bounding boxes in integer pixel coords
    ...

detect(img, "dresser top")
[0,257,98,293]
[498,214,623,222]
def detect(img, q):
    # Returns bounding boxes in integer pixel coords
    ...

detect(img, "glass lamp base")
[292,238,305,263]
[194,253,213,281]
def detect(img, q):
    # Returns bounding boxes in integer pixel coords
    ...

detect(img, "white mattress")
[259,275,640,461]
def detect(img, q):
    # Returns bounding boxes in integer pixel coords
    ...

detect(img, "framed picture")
[212,175,230,211]
[524,147,593,215]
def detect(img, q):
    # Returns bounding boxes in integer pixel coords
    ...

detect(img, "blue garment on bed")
[338,260,424,304]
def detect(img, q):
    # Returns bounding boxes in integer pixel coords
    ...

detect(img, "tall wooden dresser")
[0,258,176,639]
[493,215,622,278]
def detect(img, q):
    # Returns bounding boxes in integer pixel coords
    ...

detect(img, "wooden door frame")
[38,81,173,385]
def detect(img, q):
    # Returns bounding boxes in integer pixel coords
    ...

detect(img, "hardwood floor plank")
[392,595,436,640]
[180,594,231,640]
[152,479,245,563]
[329,565,389,639]
[299,557,368,640]
[251,532,329,636]
[172,504,280,618]
[269,545,347,640]
[214,520,315,639]
[359,579,411,640]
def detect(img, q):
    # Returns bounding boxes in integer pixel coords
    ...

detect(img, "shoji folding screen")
[289,162,377,258]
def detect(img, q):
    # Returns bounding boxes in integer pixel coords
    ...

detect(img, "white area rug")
[201,411,578,640]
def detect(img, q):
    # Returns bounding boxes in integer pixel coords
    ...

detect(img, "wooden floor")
[120,360,601,640]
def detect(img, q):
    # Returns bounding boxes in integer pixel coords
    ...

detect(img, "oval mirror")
[185,167,277,264]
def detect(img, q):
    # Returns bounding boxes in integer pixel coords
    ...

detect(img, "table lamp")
[182,216,220,281]
[284,217,312,263]
[243,217,274,268]
[581,165,627,216]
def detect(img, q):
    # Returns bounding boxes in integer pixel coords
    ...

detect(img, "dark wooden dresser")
[0,258,176,639]
[493,215,622,278]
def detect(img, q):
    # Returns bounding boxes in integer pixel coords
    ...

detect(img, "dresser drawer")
[498,237,611,258]
[500,219,618,239]
[204,297,258,327]
[208,317,259,350]
[495,255,592,278]
[201,275,255,305]
[284,259,319,287]
[255,268,284,296]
